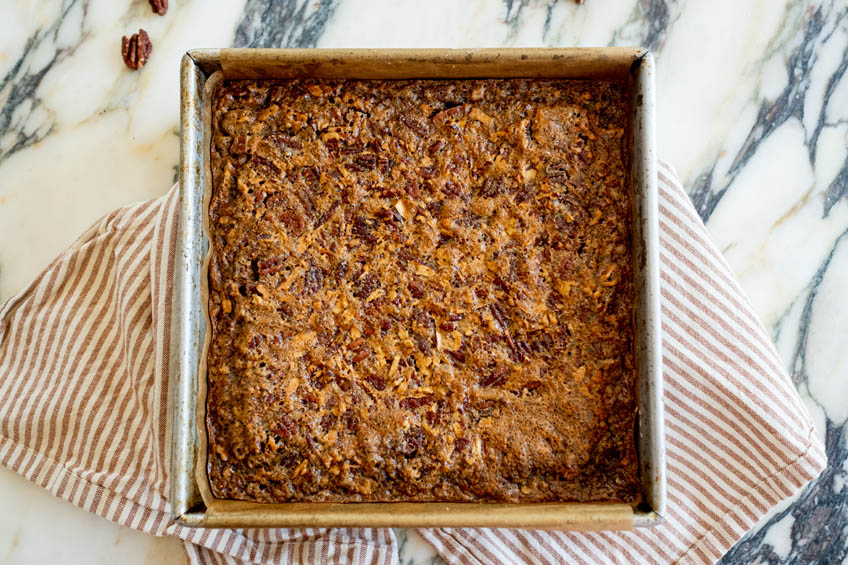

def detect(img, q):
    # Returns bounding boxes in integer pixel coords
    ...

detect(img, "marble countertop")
[1,1,846,563]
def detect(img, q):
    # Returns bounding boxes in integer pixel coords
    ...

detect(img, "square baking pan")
[171,47,664,530]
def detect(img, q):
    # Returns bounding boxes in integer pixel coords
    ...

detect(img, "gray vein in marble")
[608,0,676,54]
[502,0,530,26]
[633,0,671,52]
[786,228,848,387]
[513,0,674,49]
[824,149,848,216]
[718,421,847,564]
[0,0,86,164]
[542,2,555,41]
[233,0,339,48]
[394,529,444,565]
[690,4,848,221]
[720,228,848,564]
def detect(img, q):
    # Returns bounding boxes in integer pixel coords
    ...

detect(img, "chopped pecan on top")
[432,104,471,126]
[121,29,152,70]
[480,369,507,388]
[399,395,434,410]
[148,0,168,15]
[448,349,465,363]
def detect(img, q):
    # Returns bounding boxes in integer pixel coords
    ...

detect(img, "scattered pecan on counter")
[148,0,168,16]
[121,29,152,70]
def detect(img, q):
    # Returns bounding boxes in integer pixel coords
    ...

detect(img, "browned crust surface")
[207,78,639,503]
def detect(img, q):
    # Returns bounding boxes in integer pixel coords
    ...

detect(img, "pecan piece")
[297,387,319,410]
[492,276,510,292]
[418,165,438,179]
[272,415,297,439]
[335,374,352,392]
[346,338,366,351]
[432,104,471,126]
[515,339,532,358]
[319,414,337,433]
[489,302,507,328]
[302,264,324,296]
[352,216,377,244]
[401,115,431,138]
[557,195,589,224]
[342,410,359,431]
[301,166,319,183]
[448,349,465,363]
[121,29,152,70]
[377,207,404,224]
[270,134,303,151]
[480,370,507,388]
[402,427,425,456]
[404,181,421,199]
[426,410,441,426]
[315,202,338,228]
[257,256,286,276]
[251,154,282,175]
[352,348,371,363]
[353,272,379,299]
[427,140,445,155]
[408,282,425,299]
[399,395,434,410]
[349,153,378,172]
[230,135,250,155]
[366,375,387,391]
[148,0,168,15]
[454,437,471,453]
[443,180,462,197]
[547,162,570,185]
[278,211,305,236]
[505,332,527,363]
[479,176,508,198]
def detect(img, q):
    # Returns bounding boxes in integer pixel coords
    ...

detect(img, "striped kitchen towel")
[0,161,826,564]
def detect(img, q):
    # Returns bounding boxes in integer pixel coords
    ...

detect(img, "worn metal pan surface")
[172,48,664,530]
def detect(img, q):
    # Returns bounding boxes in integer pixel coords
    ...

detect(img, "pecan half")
[148,0,168,15]
[121,29,152,70]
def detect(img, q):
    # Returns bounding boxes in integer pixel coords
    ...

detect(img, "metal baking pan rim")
[172,47,664,530]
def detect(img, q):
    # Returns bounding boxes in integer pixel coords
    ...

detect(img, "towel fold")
[0,161,825,564]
